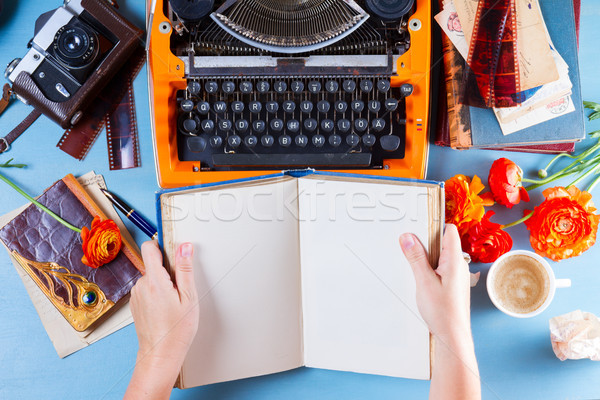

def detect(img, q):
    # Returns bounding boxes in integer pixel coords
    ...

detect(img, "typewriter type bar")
[147,0,432,188]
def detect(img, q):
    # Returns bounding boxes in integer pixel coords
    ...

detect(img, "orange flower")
[81,216,122,268]
[524,186,600,261]
[465,211,513,263]
[487,158,530,208]
[445,174,494,236]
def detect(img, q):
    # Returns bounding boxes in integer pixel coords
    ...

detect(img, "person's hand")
[399,224,471,338]
[125,241,199,400]
[400,224,480,400]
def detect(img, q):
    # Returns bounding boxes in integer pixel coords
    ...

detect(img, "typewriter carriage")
[147,0,431,188]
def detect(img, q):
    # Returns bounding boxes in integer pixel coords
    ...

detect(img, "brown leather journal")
[0,174,143,331]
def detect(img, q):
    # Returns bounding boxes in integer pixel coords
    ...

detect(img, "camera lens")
[365,0,415,21]
[53,24,99,68]
[64,33,83,53]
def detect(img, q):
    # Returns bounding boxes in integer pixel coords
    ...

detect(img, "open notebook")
[157,171,444,388]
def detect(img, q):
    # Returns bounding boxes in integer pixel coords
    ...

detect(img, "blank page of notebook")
[163,177,304,387]
[298,177,431,380]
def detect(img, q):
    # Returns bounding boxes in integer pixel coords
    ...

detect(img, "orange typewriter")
[147,0,431,188]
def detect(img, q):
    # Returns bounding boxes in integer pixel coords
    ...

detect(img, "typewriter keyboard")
[176,76,412,170]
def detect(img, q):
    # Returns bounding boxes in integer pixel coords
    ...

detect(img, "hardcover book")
[157,171,444,388]
[0,174,143,332]
[434,0,583,150]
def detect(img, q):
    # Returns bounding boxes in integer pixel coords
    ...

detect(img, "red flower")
[445,174,494,236]
[81,216,122,268]
[524,186,599,261]
[464,211,513,263]
[487,158,530,208]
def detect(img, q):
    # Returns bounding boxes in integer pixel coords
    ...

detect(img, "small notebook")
[157,171,444,388]
[0,174,143,332]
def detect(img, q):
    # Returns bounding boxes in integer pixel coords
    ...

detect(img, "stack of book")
[434,0,584,153]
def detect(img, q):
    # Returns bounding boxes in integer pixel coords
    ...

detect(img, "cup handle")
[556,278,571,288]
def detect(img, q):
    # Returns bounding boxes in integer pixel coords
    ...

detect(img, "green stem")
[0,158,27,169]
[524,154,600,190]
[502,212,534,229]
[0,172,82,233]
[541,152,580,173]
[588,174,600,192]
[567,162,600,189]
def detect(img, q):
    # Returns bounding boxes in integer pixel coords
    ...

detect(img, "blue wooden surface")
[0,1,599,399]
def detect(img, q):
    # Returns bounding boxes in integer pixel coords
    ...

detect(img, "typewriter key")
[317,100,330,113]
[368,100,381,113]
[266,101,279,114]
[362,134,377,147]
[244,135,258,148]
[261,135,275,147]
[326,80,339,93]
[346,134,361,147]
[283,101,296,113]
[320,119,334,133]
[335,101,348,113]
[240,81,253,94]
[257,81,270,93]
[202,120,215,134]
[354,119,368,133]
[295,135,309,147]
[343,80,356,93]
[274,81,287,93]
[222,81,236,94]
[308,81,321,94]
[279,135,292,147]
[231,101,245,113]
[205,81,218,94]
[197,101,210,115]
[209,135,222,148]
[249,101,262,114]
[287,120,300,133]
[400,83,414,97]
[270,119,284,132]
[291,81,304,93]
[360,80,374,93]
[377,80,391,93]
[187,81,201,95]
[180,99,194,112]
[253,120,266,134]
[329,134,342,147]
[337,119,351,133]
[227,135,242,148]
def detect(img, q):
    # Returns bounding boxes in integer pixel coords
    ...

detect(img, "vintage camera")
[4,0,143,128]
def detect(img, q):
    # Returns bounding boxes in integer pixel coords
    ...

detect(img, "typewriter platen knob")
[169,0,214,23]
[365,0,415,22]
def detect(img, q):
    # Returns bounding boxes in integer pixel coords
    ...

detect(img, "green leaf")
[584,101,600,112]
[589,111,600,121]
[0,158,27,168]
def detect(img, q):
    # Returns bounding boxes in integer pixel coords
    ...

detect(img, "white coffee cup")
[487,250,571,318]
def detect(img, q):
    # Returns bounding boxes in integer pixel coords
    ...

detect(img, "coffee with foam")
[491,254,550,314]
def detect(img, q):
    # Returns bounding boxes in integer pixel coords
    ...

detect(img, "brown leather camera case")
[12,0,143,129]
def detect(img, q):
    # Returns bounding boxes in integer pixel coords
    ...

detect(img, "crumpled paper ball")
[550,310,600,361]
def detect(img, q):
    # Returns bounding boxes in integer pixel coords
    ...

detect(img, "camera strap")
[0,84,42,154]
[57,46,145,169]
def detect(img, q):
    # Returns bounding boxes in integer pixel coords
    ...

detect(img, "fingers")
[437,224,469,281]
[400,233,438,286]
[141,240,164,276]
[174,243,197,302]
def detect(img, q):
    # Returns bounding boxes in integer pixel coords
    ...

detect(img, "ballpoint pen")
[101,189,158,240]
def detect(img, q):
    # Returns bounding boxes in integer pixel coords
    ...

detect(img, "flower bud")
[538,169,548,179]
